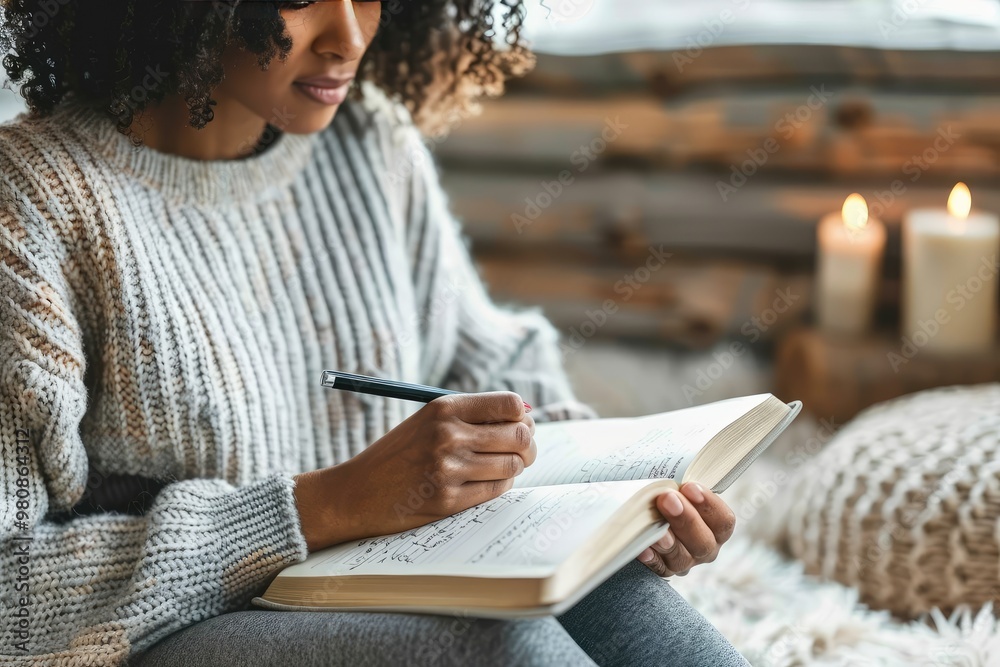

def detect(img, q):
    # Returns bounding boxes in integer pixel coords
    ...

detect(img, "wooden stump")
[775,327,1000,422]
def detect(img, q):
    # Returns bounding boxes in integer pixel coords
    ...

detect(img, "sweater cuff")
[531,399,600,423]
[213,473,310,606]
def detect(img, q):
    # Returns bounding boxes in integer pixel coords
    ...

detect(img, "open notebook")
[253,394,802,618]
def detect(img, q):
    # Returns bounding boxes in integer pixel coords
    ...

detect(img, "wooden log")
[473,252,812,349]
[512,48,1000,97]
[437,96,673,169]
[443,170,1000,260]
[774,327,1000,422]
[437,91,1000,178]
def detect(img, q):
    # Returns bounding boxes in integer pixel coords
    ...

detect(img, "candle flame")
[947,182,971,220]
[842,193,869,232]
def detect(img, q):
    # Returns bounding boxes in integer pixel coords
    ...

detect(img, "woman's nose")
[311,1,372,62]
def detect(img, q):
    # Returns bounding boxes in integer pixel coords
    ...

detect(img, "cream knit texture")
[0,87,596,664]
[772,384,1000,619]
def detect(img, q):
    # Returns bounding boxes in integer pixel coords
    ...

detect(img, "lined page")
[515,394,771,488]
[278,480,661,578]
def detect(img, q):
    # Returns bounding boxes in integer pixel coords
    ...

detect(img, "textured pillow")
[773,383,1000,618]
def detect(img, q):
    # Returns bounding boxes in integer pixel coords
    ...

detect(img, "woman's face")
[217,1,382,137]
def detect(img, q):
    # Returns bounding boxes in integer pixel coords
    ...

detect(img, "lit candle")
[903,183,1000,353]
[816,193,887,336]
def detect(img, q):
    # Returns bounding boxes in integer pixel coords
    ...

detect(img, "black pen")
[320,370,532,412]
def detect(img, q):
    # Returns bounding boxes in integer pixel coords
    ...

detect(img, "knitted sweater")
[0,88,596,664]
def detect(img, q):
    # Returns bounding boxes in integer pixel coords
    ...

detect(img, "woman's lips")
[293,80,351,106]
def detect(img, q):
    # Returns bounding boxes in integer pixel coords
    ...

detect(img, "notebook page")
[514,394,771,489]
[278,480,662,579]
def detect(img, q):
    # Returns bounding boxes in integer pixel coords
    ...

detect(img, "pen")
[320,370,532,412]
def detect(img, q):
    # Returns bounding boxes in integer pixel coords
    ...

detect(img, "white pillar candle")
[903,183,1000,353]
[816,194,887,336]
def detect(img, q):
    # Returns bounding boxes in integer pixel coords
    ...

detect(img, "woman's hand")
[637,482,736,577]
[293,391,535,552]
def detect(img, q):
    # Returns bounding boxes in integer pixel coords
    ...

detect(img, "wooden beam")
[472,253,812,349]
[443,171,1000,260]
[512,48,1000,96]
[436,91,1000,178]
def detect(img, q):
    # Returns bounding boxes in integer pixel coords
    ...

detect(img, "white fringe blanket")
[669,416,1000,667]
[671,536,1000,666]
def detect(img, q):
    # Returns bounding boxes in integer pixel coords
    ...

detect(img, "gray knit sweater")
[0,87,596,664]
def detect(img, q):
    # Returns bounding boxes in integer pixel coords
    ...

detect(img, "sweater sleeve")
[0,177,309,662]
[383,112,598,424]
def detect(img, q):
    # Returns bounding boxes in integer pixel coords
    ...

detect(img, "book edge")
[250,522,668,618]
[711,399,802,494]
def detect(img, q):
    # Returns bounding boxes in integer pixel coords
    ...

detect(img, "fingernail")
[683,482,706,504]
[662,491,684,517]
[660,529,675,550]
[639,548,654,563]
[523,402,532,413]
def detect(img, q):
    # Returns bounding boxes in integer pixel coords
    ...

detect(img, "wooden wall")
[436,45,1000,349]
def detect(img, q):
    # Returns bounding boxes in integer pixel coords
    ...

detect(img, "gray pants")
[128,561,749,666]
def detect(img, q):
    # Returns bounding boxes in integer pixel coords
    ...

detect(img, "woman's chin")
[284,107,344,136]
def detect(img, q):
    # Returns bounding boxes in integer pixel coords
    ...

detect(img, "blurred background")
[4,0,999,422]
[438,0,1000,421]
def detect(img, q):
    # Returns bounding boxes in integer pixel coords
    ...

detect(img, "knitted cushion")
[773,383,1000,618]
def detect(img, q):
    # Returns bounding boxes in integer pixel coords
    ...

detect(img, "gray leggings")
[128,560,749,667]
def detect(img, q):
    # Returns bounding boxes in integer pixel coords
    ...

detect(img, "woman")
[0,1,747,665]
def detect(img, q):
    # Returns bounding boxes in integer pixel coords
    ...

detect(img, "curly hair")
[0,0,534,141]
